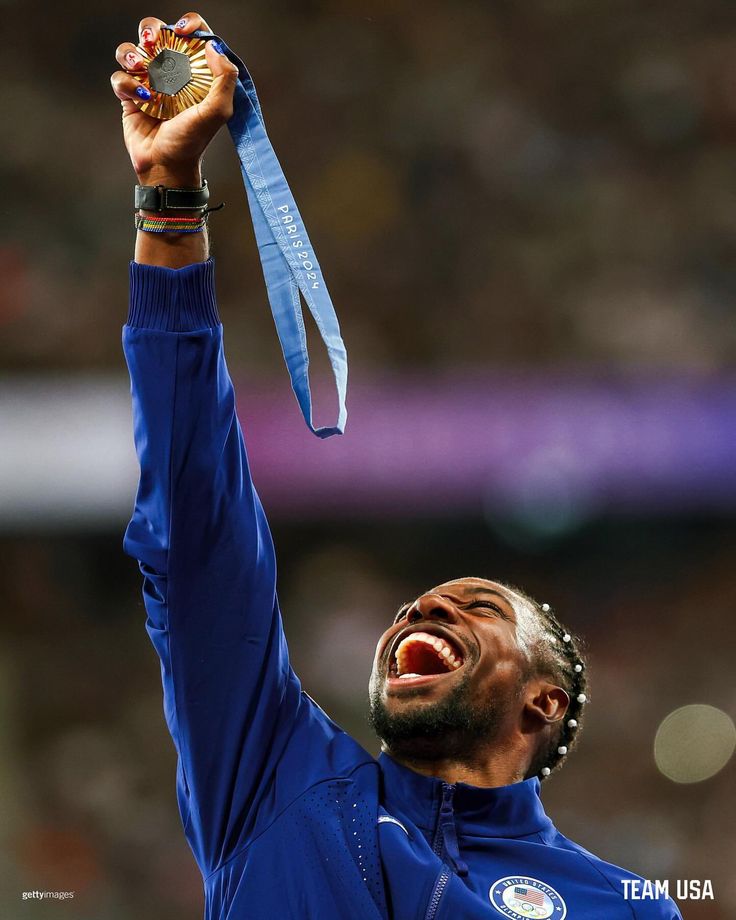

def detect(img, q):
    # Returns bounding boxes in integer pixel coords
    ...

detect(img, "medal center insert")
[148,49,192,96]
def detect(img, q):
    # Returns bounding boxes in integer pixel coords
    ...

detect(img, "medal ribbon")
[194,30,347,438]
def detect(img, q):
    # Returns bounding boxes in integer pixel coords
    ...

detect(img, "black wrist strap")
[134,179,210,212]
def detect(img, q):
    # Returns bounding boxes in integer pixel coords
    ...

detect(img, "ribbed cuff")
[127,257,221,331]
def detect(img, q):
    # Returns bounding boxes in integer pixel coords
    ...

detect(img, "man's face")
[368,577,536,760]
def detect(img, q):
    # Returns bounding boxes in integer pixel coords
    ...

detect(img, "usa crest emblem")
[489,876,567,919]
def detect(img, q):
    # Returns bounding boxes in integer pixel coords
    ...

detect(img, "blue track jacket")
[123,258,682,920]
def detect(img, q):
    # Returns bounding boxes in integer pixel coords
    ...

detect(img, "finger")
[205,38,237,78]
[171,11,212,35]
[196,41,239,124]
[116,41,146,73]
[110,69,152,107]
[138,16,167,50]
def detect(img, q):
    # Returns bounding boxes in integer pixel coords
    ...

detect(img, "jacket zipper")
[431,782,455,856]
[424,783,455,920]
[424,867,451,920]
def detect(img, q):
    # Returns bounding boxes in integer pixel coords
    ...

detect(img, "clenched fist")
[110,11,238,188]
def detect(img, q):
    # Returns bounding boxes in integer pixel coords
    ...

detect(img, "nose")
[406,593,459,625]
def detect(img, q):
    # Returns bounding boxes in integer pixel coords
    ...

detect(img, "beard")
[367,668,514,762]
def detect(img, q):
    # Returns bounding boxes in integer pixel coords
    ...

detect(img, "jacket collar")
[378,751,555,839]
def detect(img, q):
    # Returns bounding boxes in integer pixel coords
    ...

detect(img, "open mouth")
[387,630,465,681]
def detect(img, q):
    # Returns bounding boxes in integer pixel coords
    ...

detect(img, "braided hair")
[499,583,589,782]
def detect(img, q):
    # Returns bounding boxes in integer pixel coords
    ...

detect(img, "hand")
[110,11,238,187]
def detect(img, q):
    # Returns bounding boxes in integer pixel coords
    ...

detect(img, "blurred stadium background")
[2,0,736,917]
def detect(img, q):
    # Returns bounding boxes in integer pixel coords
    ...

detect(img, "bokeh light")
[654,704,736,784]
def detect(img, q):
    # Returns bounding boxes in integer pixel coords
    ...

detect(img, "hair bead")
[517,585,589,779]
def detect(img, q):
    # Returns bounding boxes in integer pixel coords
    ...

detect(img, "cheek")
[477,626,523,666]
[470,655,523,702]
[372,631,392,669]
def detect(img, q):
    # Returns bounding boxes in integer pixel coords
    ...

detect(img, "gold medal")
[132,27,214,120]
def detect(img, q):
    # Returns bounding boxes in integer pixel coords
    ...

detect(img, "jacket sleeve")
[633,898,683,919]
[122,257,308,874]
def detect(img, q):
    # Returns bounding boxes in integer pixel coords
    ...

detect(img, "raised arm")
[113,13,332,875]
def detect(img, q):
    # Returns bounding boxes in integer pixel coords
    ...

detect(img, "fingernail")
[141,28,153,43]
[136,85,151,100]
[125,52,139,68]
[176,18,188,29]
[211,40,226,54]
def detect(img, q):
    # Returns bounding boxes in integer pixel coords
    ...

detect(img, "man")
[113,12,682,919]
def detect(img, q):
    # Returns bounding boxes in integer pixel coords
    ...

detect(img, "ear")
[524,680,570,727]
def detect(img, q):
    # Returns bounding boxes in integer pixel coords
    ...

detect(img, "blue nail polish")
[211,40,226,54]
[136,85,151,100]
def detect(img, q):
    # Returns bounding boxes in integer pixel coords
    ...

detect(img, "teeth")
[398,673,423,680]
[394,630,464,677]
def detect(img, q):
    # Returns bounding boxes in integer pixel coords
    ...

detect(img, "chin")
[369,657,510,760]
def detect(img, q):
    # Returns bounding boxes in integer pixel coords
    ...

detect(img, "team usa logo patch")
[489,876,567,919]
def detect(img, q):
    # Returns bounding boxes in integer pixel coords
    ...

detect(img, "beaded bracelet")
[134,211,209,234]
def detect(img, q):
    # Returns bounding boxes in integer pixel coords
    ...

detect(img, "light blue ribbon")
[194,30,347,438]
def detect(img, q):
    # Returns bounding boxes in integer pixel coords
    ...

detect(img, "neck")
[382,737,531,787]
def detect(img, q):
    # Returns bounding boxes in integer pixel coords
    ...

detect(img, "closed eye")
[465,600,511,620]
[393,603,411,625]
